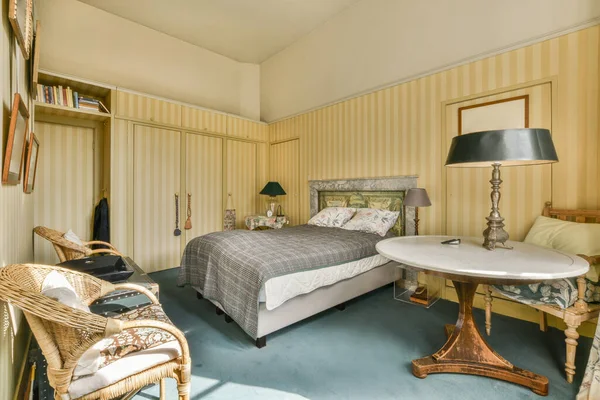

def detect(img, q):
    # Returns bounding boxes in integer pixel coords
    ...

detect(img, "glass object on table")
[394,266,442,308]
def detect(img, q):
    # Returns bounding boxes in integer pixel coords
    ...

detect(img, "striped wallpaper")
[269,26,600,237]
[270,139,300,225]
[33,122,96,264]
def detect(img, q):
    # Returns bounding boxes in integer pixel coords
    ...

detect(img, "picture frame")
[23,132,39,193]
[8,0,33,59]
[31,20,41,98]
[458,95,529,135]
[2,93,30,184]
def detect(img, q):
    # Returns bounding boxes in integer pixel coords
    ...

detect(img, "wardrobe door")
[226,140,257,229]
[185,133,223,244]
[133,125,181,272]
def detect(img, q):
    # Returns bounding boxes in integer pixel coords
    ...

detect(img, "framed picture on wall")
[2,93,30,184]
[8,0,33,59]
[458,95,529,135]
[30,20,41,97]
[23,132,39,193]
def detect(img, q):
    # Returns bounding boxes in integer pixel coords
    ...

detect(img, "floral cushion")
[493,278,600,309]
[307,207,356,228]
[341,208,400,237]
[74,304,176,378]
[578,317,600,399]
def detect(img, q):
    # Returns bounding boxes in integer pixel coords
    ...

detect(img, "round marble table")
[376,235,589,396]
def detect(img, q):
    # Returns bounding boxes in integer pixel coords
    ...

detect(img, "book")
[409,286,430,305]
[73,91,79,108]
[57,85,63,106]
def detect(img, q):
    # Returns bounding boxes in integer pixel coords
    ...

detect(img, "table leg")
[412,281,549,396]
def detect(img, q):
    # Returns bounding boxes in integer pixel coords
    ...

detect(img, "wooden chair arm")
[121,319,191,363]
[110,283,159,304]
[89,248,123,257]
[84,240,119,251]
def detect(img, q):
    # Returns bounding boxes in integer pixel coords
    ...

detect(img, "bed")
[177,176,417,347]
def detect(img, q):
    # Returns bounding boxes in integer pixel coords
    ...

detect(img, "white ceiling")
[77,0,361,63]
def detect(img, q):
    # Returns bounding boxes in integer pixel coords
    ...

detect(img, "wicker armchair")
[34,226,122,262]
[0,264,191,400]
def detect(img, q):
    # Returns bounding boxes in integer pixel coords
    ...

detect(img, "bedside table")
[245,215,288,230]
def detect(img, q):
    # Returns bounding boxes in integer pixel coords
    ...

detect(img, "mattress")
[259,254,389,310]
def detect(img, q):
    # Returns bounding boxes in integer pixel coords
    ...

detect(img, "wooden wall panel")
[270,139,300,225]
[227,116,268,141]
[133,125,181,272]
[33,122,95,264]
[226,140,257,228]
[116,90,181,125]
[181,106,227,134]
[185,133,223,242]
[267,26,600,330]
[110,118,131,255]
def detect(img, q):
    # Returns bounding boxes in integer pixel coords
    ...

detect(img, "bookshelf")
[35,71,112,118]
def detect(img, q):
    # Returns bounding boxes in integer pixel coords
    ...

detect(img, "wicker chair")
[0,264,191,400]
[34,226,122,262]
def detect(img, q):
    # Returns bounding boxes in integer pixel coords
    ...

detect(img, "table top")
[376,235,589,282]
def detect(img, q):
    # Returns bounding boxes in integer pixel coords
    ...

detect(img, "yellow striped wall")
[268,26,600,334]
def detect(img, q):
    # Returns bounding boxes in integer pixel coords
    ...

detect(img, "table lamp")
[404,188,431,235]
[445,128,558,250]
[260,182,286,217]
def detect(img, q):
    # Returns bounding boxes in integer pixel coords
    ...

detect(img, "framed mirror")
[23,132,39,193]
[2,93,30,184]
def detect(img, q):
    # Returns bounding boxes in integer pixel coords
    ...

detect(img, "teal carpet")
[134,268,592,400]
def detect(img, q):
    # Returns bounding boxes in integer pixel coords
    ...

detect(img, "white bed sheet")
[259,254,390,310]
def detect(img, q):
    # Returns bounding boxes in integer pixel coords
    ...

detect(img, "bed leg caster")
[335,303,346,311]
[224,314,233,323]
[196,292,203,300]
[255,336,266,348]
[216,307,224,316]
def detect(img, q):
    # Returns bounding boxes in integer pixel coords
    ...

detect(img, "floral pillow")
[341,208,400,237]
[308,207,356,228]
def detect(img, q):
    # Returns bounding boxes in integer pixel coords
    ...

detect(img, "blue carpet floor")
[134,268,592,400]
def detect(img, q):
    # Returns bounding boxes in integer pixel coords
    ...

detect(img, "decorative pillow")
[525,216,600,281]
[307,207,356,228]
[64,229,84,246]
[341,208,400,237]
[41,271,90,312]
[74,304,177,378]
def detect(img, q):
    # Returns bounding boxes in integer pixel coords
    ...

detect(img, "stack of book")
[36,84,109,113]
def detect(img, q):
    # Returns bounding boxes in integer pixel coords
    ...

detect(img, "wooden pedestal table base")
[412,280,549,396]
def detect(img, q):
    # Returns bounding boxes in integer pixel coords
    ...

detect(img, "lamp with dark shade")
[445,128,558,250]
[260,181,286,217]
[404,188,431,236]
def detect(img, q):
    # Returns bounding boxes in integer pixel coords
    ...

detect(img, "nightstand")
[245,215,288,230]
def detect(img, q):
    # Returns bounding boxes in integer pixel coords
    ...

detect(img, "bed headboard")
[308,176,418,236]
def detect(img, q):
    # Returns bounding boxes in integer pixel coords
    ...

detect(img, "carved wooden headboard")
[543,201,600,223]
[308,176,418,236]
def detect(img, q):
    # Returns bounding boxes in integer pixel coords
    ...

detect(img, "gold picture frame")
[2,93,30,184]
[8,0,33,59]
[23,132,39,193]
[458,95,529,135]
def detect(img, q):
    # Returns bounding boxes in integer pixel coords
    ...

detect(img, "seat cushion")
[70,304,182,398]
[493,279,600,309]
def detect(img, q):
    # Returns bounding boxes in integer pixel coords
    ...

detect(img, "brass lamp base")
[482,163,512,251]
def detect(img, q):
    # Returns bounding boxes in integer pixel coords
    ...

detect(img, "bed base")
[194,261,401,348]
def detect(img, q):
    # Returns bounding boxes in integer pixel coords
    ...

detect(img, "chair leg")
[177,358,191,400]
[565,322,580,384]
[160,378,166,400]
[484,284,492,336]
[539,311,548,332]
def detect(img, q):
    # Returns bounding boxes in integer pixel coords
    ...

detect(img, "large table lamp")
[445,128,558,250]
[260,182,286,217]
[404,188,431,235]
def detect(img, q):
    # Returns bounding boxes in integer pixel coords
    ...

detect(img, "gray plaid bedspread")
[177,225,388,338]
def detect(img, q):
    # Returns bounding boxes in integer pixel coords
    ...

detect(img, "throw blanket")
[578,318,600,399]
[177,225,389,338]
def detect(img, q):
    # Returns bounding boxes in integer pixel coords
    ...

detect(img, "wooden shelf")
[35,102,111,122]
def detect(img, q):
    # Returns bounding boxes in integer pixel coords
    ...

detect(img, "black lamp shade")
[445,128,558,167]
[260,182,286,196]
